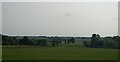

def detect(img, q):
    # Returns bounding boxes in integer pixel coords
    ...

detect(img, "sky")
[1,0,119,2]
[2,2,118,37]
[0,2,1,34]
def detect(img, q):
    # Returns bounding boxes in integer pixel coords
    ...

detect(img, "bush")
[36,39,49,46]
[83,41,90,47]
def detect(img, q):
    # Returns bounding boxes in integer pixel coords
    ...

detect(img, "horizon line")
[1,34,118,37]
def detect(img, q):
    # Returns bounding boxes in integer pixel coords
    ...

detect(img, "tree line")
[2,35,75,46]
[2,34,120,49]
[83,34,120,49]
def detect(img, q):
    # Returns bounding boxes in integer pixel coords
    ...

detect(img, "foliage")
[19,36,33,45]
[90,34,100,48]
[2,34,120,49]
[2,35,18,45]
[36,39,49,46]
[83,34,120,49]
[83,41,90,47]
[70,38,75,43]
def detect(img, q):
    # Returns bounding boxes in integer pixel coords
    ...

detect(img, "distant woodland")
[1,34,120,49]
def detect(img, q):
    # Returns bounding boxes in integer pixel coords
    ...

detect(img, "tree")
[9,37,18,45]
[2,35,9,45]
[97,40,104,48]
[83,41,90,47]
[13,37,18,45]
[2,35,18,45]
[36,39,48,46]
[112,36,120,48]
[51,37,60,46]
[90,34,100,48]
[19,36,32,45]
[0,34,1,45]
[70,38,75,43]
[90,34,97,47]
[102,36,119,48]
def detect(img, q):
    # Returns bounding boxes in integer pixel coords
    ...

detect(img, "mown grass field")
[2,45,118,60]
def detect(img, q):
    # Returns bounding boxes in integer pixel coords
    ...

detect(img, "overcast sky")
[0,2,1,34]
[2,2,118,37]
[1,0,119,2]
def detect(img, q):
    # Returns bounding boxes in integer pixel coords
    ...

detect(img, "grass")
[2,45,118,60]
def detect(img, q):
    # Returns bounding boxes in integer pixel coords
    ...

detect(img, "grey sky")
[2,2,118,36]
[0,2,2,34]
[2,0,119,2]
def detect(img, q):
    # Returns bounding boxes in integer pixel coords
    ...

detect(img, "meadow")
[2,45,118,60]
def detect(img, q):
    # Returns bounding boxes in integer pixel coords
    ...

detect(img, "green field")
[2,45,118,60]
